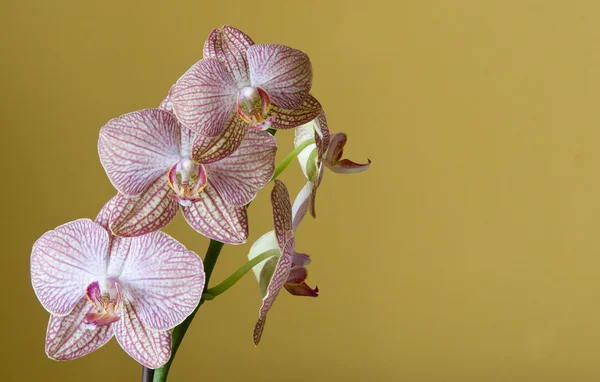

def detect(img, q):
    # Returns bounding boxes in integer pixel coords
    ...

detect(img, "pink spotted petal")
[284,282,319,297]
[327,158,372,174]
[247,44,313,110]
[254,181,295,345]
[191,114,247,164]
[31,219,109,316]
[113,301,172,369]
[45,298,114,361]
[170,58,238,137]
[116,231,204,330]
[98,109,181,196]
[182,183,249,244]
[205,130,276,206]
[270,94,322,130]
[203,25,254,87]
[109,177,179,237]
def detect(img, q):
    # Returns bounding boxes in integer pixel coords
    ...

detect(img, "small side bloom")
[247,180,318,345]
[31,201,205,368]
[294,111,371,219]
[98,108,276,244]
[169,25,321,142]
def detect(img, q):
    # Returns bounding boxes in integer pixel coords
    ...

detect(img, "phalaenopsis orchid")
[30,25,370,381]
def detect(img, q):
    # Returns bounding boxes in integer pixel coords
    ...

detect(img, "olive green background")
[2,0,600,381]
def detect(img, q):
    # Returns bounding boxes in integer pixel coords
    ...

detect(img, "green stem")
[271,138,314,181]
[205,250,279,298]
[152,240,225,382]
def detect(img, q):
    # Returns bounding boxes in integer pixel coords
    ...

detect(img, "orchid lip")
[84,280,122,327]
[237,86,272,126]
[167,159,208,206]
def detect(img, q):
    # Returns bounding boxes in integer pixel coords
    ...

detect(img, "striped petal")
[191,114,247,164]
[170,58,238,137]
[315,111,330,158]
[95,197,116,231]
[270,94,322,130]
[45,298,114,361]
[158,95,173,112]
[113,301,171,369]
[31,219,109,316]
[248,44,312,110]
[109,177,179,237]
[116,231,204,330]
[253,181,295,345]
[324,133,371,174]
[205,130,276,206]
[98,109,181,196]
[203,25,254,87]
[182,183,248,244]
[271,180,294,252]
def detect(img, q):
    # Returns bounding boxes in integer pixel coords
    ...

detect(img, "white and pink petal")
[31,219,109,316]
[203,25,254,87]
[270,94,322,130]
[248,44,313,110]
[170,58,238,137]
[98,109,181,196]
[182,183,249,244]
[253,181,295,345]
[113,301,172,369]
[117,231,204,331]
[191,114,247,164]
[205,130,276,206]
[45,298,114,361]
[109,177,179,238]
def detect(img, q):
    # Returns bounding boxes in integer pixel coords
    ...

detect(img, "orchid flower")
[247,180,318,345]
[169,25,321,147]
[98,108,276,244]
[30,199,205,368]
[294,111,371,219]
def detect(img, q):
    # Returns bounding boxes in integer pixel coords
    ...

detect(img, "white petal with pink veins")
[205,130,276,206]
[116,231,204,330]
[31,219,109,316]
[253,181,295,345]
[170,58,239,137]
[99,109,181,196]
[113,301,172,369]
[109,177,179,238]
[270,94,322,130]
[203,25,254,87]
[45,298,114,361]
[248,44,312,110]
[192,114,247,164]
[182,183,248,244]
